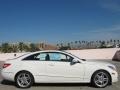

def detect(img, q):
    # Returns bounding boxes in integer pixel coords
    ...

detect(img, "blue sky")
[0,0,120,44]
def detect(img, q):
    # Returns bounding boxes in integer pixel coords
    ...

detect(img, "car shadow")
[1,80,15,86]
[1,80,91,87]
[33,83,91,87]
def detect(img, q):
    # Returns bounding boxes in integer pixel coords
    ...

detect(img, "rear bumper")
[1,71,15,81]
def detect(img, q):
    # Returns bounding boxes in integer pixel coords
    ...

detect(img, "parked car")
[1,50,118,88]
[115,44,120,48]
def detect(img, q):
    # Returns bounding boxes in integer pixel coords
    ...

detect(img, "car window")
[23,53,48,61]
[49,53,61,61]
[48,52,73,62]
[36,53,48,61]
[23,53,40,60]
[23,52,73,62]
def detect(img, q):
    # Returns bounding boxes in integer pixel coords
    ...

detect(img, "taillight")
[3,63,11,68]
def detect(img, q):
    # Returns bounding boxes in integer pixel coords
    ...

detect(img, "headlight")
[108,66,116,71]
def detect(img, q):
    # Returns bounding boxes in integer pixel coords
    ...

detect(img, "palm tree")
[41,43,44,49]
[75,41,78,48]
[70,42,73,48]
[107,41,109,44]
[56,44,59,47]
[67,43,71,50]
[100,41,106,48]
[75,41,78,44]
[60,43,63,47]
[110,39,113,44]
[113,40,116,45]
[87,42,91,49]
[81,41,84,48]
[96,40,98,45]
[90,41,94,48]
[117,40,120,44]
[67,43,70,47]
[0,45,1,52]
[83,41,86,48]
[56,44,59,49]
[18,42,28,52]
[78,41,81,49]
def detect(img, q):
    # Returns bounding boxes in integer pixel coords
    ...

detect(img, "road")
[0,60,120,90]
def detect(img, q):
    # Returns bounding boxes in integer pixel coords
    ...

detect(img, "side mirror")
[70,59,80,65]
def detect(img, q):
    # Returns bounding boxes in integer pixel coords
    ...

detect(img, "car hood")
[84,60,115,67]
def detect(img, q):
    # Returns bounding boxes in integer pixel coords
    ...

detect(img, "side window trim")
[22,52,73,62]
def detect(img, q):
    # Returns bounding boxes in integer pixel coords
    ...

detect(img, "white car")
[1,50,118,88]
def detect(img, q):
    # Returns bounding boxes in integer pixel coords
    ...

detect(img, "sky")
[0,0,120,44]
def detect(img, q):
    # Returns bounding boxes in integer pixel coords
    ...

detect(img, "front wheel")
[91,70,111,88]
[15,71,34,88]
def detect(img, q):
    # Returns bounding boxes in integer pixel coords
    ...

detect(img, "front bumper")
[111,71,118,83]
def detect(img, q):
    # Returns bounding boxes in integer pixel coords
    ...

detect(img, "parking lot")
[0,60,120,90]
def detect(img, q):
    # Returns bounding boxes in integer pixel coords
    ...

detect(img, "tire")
[15,71,34,88]
[91,70,111,88]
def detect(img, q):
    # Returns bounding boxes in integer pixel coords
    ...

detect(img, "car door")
[22,53,47,82]
[46,52,85,82]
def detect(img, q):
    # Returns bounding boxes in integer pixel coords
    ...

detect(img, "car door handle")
[48,64,54,66]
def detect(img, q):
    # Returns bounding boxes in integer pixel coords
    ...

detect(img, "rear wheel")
[15,71,34,88]
[91,70,111,88]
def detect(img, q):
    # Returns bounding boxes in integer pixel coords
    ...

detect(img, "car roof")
[29,50,69,54]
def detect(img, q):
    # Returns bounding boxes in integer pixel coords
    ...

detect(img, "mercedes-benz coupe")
[1,50,118,88]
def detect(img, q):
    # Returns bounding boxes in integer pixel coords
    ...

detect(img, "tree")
[99,41,106,48]
[117,40,120,44]
[70,42,73,48]
[78,41,81,49]
[29,43,39,52]
[59,46,71,50]
[1,43,11,53]
[18,42,24,52]
[67,43,70,46]
[12,44,18,52]
[75,41,78,44]
[107,41,109,44]
[18,42,29,52]
[60,43,63,47]
[75,41,78,48]
[110,39,113,44]
[114,40,116,45]
[56,44,59,47]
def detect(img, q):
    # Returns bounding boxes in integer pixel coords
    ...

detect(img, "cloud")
[72,24,120,40]
[90,25,120,33]
[99,0,120,12]
[73,24,120,34]
[88,24,120,40]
